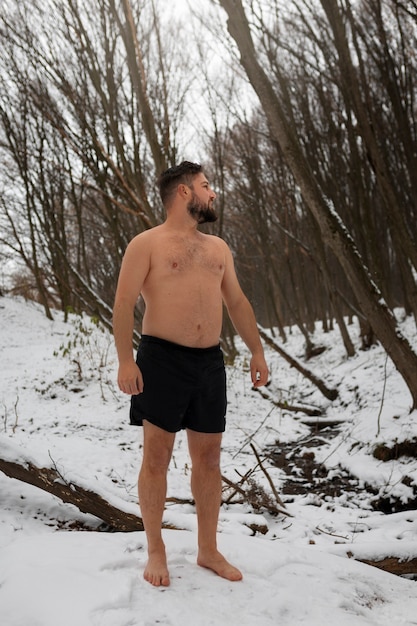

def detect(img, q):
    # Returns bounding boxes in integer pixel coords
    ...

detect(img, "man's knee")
[142,446,172,474]
[191,447,221,472]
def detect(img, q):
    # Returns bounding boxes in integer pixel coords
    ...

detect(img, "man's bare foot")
[197,550,243,581]
[143,549,170,587]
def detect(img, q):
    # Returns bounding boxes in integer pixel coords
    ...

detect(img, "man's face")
[186,173,218,224]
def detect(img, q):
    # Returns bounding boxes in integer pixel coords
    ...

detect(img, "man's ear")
[178,184,189,199]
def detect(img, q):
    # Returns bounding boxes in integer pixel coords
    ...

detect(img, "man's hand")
[117,361,144,395]
[250,354,269,388]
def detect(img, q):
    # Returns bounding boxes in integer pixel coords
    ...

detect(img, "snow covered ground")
[1,295,417,626]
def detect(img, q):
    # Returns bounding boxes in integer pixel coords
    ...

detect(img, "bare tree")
[0,0,188,324]
[216,0,417,408]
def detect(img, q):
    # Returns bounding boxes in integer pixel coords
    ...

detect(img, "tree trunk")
[218,0,417,410]
[0,455,145,531]
[345,550,417,577]
[357,555,417,576]
[0,445,176,533]
[117,0,168,175]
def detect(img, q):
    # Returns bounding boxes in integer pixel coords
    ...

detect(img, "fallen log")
[0,455,146,532]
[0,435,186,531]
[347,552,417,577]
[258,326,338,401]
[254,386,323,417]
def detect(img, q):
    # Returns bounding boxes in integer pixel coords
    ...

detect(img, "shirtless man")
[113,161,269,587]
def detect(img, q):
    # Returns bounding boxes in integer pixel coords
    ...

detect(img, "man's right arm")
[113,234,151,395]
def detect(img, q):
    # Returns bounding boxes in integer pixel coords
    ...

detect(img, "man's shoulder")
[128,225,164,245]
[201,232,229,248]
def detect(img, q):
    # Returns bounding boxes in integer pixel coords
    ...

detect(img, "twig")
[166,496,194,505]
[12,394,19,433]
[222,473,292,517]
[48,451,72,489]
[250,443,289,512]
[316,525,350,541]
[232,406,276,459]
[376,352,389,437]
[222,473,248,499]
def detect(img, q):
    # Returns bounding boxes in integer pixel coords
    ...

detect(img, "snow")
[1,295,417,625]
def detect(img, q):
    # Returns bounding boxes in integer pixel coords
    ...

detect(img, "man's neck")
[163,209,199,234]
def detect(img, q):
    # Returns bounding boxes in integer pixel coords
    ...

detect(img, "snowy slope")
[1,296,416,626]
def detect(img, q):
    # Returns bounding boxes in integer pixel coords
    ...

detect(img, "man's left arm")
[221,244,269,387]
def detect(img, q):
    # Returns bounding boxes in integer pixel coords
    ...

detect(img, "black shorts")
[130,335,227,433]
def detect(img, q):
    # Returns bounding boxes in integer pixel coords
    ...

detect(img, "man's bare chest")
[155,240,225,276]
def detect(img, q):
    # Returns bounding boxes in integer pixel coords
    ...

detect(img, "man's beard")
[187,193,218,224]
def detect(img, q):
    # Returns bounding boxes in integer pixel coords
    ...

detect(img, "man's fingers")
[253,374,267,387]
[118,376,143,395]
[251,362,269,387]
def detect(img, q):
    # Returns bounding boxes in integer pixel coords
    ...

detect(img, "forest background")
[1,0,417,406]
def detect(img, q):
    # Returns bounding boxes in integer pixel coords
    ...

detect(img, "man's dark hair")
[158,161,203,207]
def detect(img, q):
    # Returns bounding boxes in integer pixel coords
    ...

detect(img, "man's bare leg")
[187,430,242,581]
[139,420,175,587]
